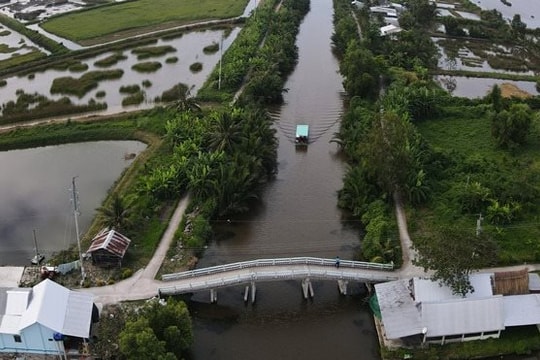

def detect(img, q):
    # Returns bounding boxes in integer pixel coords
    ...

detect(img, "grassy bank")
[41,0,249,44]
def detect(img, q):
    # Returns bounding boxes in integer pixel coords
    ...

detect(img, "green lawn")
[41,0,248,43]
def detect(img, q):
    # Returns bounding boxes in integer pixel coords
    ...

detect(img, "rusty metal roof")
[87,228,131,258]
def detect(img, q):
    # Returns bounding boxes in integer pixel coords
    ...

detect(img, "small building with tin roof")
[87,228,131,268]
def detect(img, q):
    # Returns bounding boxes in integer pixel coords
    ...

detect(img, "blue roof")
[296,125,309,137]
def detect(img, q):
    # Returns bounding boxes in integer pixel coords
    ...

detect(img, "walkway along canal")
[187,0,384,358]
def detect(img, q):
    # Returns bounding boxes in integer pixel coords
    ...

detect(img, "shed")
[87,228,131,268]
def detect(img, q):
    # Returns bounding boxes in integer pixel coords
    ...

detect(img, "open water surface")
[188,0,381,359]
[0,141,146,265]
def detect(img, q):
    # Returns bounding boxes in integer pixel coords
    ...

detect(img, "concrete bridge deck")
[158,257,398,302]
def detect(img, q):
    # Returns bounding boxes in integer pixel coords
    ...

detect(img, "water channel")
[0,141,146,265]
[188,0,380,359]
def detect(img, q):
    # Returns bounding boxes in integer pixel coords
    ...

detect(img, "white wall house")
[0,279,94,356]
[375,272,540,346]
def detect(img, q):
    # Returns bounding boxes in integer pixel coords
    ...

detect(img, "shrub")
[202,42,219,54]
[142,79,152,88]
[68,62,89,72]
[122,91,145,106]
[189,62,202,72]
[132,45,176,60]
[94,53,127,67]
[132,62,162,73]
[121,268,133,279]
[50,69,124,97]
[119,84,141,94]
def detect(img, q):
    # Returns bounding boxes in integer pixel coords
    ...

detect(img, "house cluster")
[351,0,404,36]
[375,268,540,347]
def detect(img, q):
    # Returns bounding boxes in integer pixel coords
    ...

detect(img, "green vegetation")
[0,50,45,72]
[0,79,6,87]
[119,84,142,94]
[122,91,145,106]
[94,53,127,67]
[50,69,124,97]
[142,79,152,88]
[0,14,68,55]
[41,0,249,44]
[132,45,176,60]
[189,62,202,72]
[197,0,278,102]
[68,62,89,72]
[96,90,106,98]
[198,0,309,104]
[202,42,219,54]
[132,61,162,73]
[156,83,190,103]
[165,56,178,64]
[0,44,17,53]
[0,91,106,125]
[0,30,10,36]
[118,299,193,359]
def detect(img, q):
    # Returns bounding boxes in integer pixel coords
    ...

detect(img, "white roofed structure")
[0,279,95,356]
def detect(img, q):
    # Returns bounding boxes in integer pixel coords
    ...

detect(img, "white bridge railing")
[161,256,393,281]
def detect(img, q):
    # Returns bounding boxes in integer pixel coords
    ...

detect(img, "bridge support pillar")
[251,281,256,304]
[301,278,314,299]
[243,282,256,304]
[210,289,217,303]
[337,280,348,295]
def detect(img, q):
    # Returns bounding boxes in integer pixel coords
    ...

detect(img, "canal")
[188,0,381,359]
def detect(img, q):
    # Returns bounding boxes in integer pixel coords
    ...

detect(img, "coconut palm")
[97,194,133,232]
[206,109,246,152]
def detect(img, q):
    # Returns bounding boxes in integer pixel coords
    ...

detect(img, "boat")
[30,229,45,265]
[295,124,309,146]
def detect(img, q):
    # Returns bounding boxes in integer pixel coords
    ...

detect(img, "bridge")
[158,257,398,303]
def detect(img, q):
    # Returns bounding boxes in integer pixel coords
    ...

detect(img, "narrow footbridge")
[159,257,398,303]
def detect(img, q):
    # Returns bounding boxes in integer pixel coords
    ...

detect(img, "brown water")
[188,0,381,359]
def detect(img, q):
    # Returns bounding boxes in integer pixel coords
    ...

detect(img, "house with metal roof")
[0,279,95,357]
[375,271,540,346]
[87,228,132,268]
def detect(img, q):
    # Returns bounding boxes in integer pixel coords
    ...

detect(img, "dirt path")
[80,196,190,304]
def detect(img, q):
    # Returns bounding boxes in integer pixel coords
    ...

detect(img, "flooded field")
[0,27,240,116]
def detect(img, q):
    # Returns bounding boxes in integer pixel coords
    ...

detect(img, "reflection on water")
[475,0,540,28]
[436,75,538,98]
[0,141,146,265]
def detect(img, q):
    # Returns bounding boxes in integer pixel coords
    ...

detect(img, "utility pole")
[71,176,85,283]
[476,213,484,236]
[218,34,223,90]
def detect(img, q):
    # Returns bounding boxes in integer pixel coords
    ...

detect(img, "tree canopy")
[413,226,498,296]
[119,298,193,360]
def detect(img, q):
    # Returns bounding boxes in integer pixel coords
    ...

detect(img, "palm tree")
[97,194,133,232]
[206,109,245,152]
[167,84,201,114]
